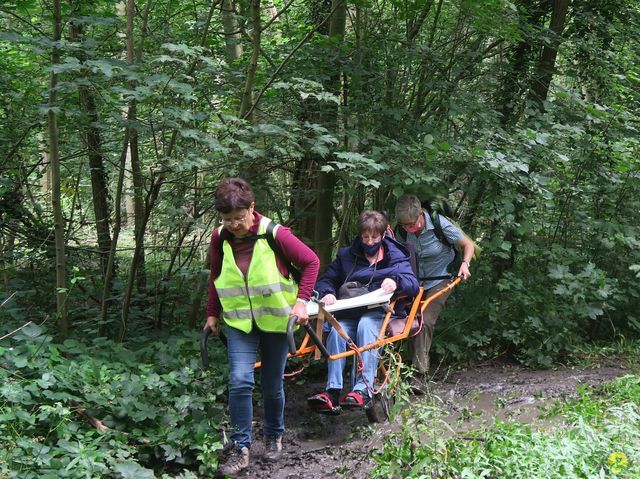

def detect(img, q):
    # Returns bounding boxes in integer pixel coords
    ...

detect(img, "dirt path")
[225,361,629,478]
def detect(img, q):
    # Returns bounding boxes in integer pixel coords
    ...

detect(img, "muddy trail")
[221,361,629,479]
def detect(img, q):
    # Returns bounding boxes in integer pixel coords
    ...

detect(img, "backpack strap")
[264,221,302,283]
[217,221,301,283]
[428,211,453,248]
[394,224,407,241]
[430,211,461,274]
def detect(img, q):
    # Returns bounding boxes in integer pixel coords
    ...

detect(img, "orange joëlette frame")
[253,277,461,369]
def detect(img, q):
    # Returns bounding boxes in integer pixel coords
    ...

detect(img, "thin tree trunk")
[38,133,51,195]
[239,0,261,120]
[99,130,130,336]
[119,0,217,338]
[126,0,147,290]
[123,145,135,225]
[65,162,83,241]
[1,233,15,289]
[81,85,113,274]
[189,246,211,329]
[120,170,167,340]
[48,0,67,337]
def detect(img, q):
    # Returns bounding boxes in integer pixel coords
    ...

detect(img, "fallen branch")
[1,291,17,309]
[0,314,50,342]
[76,407,111,432]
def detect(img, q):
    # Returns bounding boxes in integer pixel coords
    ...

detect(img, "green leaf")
[115,461,155,479]
[86,60,119,78]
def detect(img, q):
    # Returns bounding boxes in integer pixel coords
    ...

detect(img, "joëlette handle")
[200,326,227,369]
[287,315,330,358]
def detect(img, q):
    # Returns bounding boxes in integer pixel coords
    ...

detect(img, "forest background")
[1,0,639,477]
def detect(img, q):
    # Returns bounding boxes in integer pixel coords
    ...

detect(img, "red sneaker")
[307,389,341,415]
[340,390,371,409]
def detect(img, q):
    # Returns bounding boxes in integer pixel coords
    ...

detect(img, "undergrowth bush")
[434,243,627,368]
[372,375,640,478]
[0,324,228,478]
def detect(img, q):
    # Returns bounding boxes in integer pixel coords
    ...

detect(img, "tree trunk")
[48,0,67,337]
[38,133,51,196]
[529,0,571,106]
[125,0,147,290]
[123,145,135,226]
[69,23,112,274]
[313,0,346,269]
[0,233,15,290]
[221,0,243,63]
[189,246,211,329]
[99,130,129,336]
[120,170,167,341]
[239,0,261,120]
[82,87,112,274]
[496,0,549,125]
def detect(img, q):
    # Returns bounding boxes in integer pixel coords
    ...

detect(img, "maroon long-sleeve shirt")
[206,211,320,318]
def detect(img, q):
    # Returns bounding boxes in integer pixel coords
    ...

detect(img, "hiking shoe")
[218,445,249,476]
[263,435,282,461]
[307,388,341,414]
[340,390,371,409]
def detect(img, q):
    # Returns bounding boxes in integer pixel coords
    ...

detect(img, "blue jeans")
[325,309,385,393]
[226,326,289,449]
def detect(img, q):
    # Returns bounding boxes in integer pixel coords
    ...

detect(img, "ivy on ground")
[0,324,227,478]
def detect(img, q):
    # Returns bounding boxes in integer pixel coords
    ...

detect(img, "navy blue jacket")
[316,236,419,301]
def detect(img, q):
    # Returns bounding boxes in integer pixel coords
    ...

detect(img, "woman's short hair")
[357,210,388,236]
[214,177,255,213]
[395,195,422,223]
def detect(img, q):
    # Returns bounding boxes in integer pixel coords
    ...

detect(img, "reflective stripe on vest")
[214,216,298,333]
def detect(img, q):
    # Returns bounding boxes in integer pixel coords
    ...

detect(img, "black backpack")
[217,220,301,282]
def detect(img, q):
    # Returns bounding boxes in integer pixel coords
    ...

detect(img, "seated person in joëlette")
[307,210,419,413]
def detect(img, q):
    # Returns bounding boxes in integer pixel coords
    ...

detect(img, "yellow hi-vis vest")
[214,216,298,333]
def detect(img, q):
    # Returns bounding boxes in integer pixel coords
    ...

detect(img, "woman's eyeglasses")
[221,211,251,226]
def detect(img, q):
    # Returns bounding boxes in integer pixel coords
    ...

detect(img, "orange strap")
[319,304,354,344]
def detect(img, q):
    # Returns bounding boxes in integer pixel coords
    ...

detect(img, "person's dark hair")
[357,210,388,236]
[214,177,255,213]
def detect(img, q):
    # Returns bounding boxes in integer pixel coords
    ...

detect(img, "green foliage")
[0,324,227,477]
[1,0,639,371]
[372,375,640,478]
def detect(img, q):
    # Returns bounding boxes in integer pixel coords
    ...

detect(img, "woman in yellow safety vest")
[205,178,319,476]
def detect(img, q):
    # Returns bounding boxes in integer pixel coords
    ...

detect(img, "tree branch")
[242,0,346,119]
